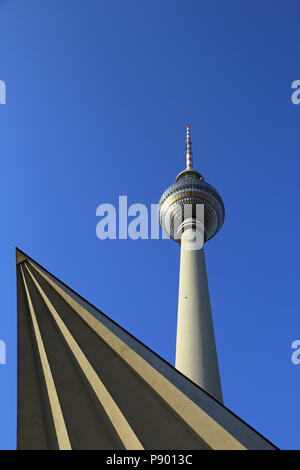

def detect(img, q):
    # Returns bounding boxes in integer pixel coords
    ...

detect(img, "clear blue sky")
[0,0,300,450]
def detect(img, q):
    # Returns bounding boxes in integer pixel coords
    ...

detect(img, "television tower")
[158,125,225,403]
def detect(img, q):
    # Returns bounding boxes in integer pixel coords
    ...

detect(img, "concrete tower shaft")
[176,230,223,402]
[158,125,224,403]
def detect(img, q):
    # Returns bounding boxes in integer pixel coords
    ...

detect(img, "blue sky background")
[0,0,300,450]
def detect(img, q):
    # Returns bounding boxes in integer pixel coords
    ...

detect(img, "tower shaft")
[175,228,223,403]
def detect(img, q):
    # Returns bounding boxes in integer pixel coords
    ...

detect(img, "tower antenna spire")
[185,124,193,169]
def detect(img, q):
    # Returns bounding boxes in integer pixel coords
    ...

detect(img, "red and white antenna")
[185,124,193,169]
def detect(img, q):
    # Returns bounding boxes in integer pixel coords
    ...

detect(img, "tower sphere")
[158,127,225,242]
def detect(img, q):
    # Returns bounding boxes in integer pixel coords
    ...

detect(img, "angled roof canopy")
[16,248,277,450]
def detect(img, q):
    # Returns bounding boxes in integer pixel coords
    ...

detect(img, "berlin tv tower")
[159,125,225,403]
